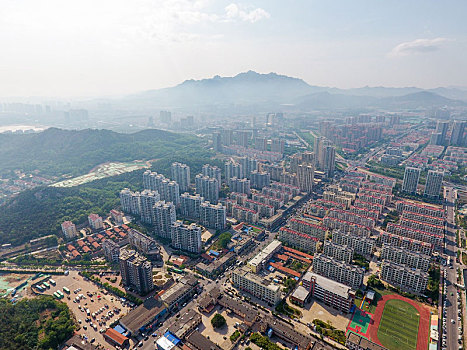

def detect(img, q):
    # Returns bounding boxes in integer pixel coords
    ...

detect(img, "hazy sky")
[1,0,466,97]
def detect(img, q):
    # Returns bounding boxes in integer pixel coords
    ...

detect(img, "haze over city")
[1,2,467,350]
[1,0,467,97]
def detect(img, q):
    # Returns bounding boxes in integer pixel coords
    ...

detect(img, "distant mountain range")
[95,70,467,112]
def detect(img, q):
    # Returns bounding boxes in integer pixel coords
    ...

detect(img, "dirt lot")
[36,270,133,349]
[298,298,350,330]
[199,304,245,349]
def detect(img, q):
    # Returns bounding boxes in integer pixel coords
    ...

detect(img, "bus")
[49,279,56,286]
[43,282,50,289]
[36,285,44,292]
[57,290,64,297]
[53,292,63,299]
[63,287,70,294]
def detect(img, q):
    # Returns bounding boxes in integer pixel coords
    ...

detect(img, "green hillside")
[0,127,202,177]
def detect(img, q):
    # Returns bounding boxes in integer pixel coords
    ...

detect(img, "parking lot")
[37,270,133,349]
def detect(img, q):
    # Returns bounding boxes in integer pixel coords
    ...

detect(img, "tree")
[211,313,226,328]
[367,274,384,289]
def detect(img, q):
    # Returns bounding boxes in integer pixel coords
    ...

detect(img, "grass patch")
[377,299,419,350]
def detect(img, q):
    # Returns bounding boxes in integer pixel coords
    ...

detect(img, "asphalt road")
[442,186,461,350]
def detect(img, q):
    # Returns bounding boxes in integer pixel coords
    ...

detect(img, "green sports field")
[377,299,419,350]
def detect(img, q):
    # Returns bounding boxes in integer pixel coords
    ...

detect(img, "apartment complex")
[202,164,222,189]
[195,174,219,204]
[171,162,191,192]
[332,230,375,256]
[287,218,327,241]
[250,170,271,190]
[379,231,433,256]
[153,201,176,239]
[180,193,204,219]
[424,170,444,198]
[381,261,428,294]
[229,177,251,194]
[323,241,354,264]
[381,244,430,272]
[278,227,318,254]
[171,221,202,253]
[199,202,226,231]
[402,167,421,194]
[119,249,154,295]
[142,170,180,205]
[312,253,364,289]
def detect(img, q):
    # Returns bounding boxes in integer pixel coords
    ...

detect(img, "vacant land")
[377,299,419,350]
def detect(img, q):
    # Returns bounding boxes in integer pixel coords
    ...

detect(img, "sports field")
[377,299,419,350]
[347,308,372,337]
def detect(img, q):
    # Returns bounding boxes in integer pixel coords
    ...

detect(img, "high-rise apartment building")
[119,249,154,295]
[435,120,450,145]
[171,162,191,192]
[142,171,180,205]
[195,174,219,204]
[402,167,421,194]
[212,132,222,152]
[235,130,250,147]
[153,201,176,239]
[61,221,77,239]
[424,170,444,198]
[450,120,466,146]
[140,189,160,224]
[180,193,204,219]
[202,164,222,189]
[225,160,243,180]
[250,170,271,190]
[322,144,336,178]
[120,188,141,215]
[160,110,172,124]
[239,157,258,178]
[254,136,267,151]
[171,221,202,253]
[229,177,251,194]
[271,138,285,154]
[221,129,233,146]
[102,239,120,263]
[199,202,226,231]
[297,164,314,193]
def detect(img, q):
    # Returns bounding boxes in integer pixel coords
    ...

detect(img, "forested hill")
[0,127,202,177]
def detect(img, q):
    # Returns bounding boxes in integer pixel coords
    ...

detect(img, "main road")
[443,186,461,350]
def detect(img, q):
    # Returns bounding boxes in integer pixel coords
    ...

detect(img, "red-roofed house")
[104,328,129,348]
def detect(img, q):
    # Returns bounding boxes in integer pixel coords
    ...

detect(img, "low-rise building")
[247,240,282,273]
[88,213,103,230]
[287,218,327,241]
[231,266,282,305]
[346,332,388,350]
[161,275,200,311]
[379,231,433,255]
[119,297,167,336]
[301,271,355,313]
[61,221,77,239]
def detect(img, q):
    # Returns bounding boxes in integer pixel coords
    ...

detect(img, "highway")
[442,186,462,350]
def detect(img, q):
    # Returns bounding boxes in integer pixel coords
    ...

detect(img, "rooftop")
[303,271,353,299]
[119,297,166,335]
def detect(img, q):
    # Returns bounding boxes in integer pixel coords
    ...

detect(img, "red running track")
[369,294,430,350]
